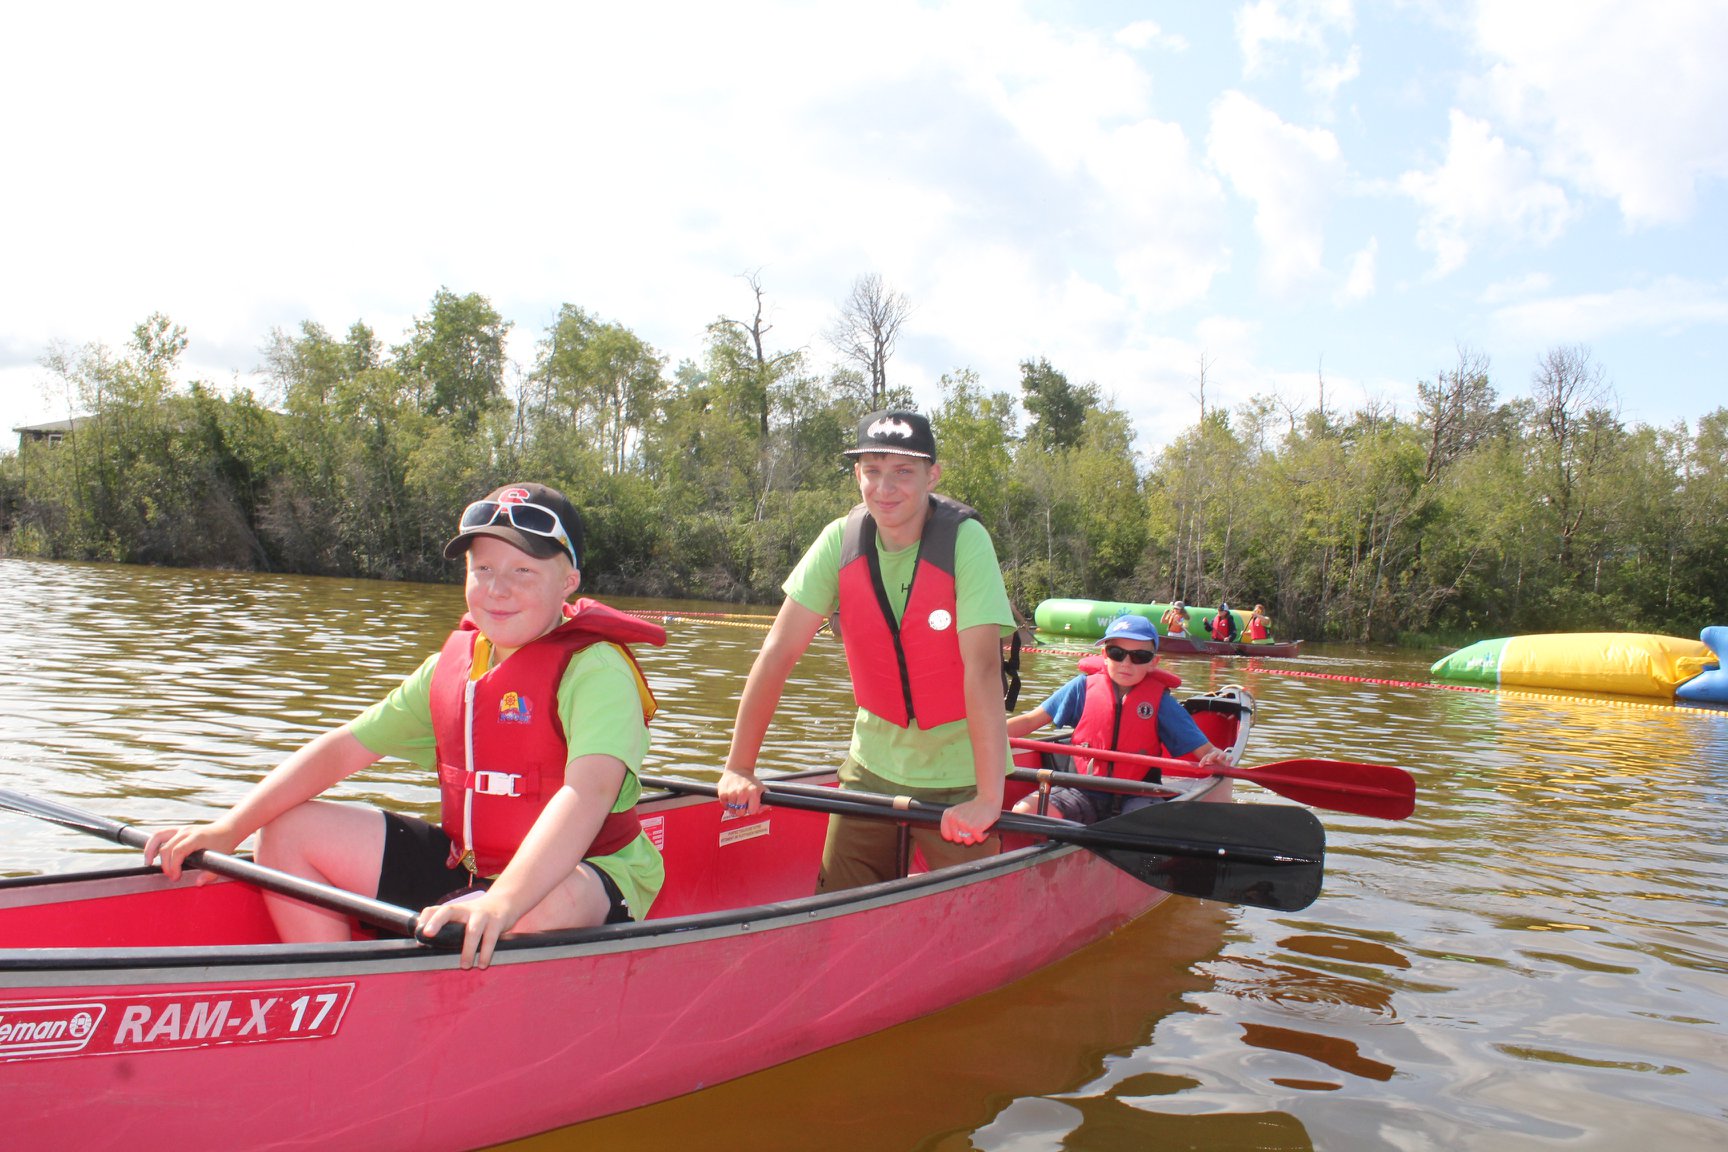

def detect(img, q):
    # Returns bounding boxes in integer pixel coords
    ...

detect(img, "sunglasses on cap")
[1104,645,1156,665]
[458,499,578,565]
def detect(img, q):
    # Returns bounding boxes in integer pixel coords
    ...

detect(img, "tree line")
[2,283,1723,644]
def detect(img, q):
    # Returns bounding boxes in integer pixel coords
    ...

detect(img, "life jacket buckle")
[471,770,522,797]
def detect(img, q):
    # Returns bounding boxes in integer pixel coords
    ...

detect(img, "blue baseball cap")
[1097,615,1159,648]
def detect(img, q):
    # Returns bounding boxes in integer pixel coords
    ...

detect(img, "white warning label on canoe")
[719,819,771,846]
[0,982,353,1062]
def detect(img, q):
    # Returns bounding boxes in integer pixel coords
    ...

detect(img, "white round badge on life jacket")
[1137,702,1156,719]
[927,609,953,631]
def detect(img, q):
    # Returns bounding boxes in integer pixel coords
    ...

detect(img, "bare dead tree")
[1417,343,1497,484]
[1531,344,1617,569]
[717,270,802,435]
[827,273,910,410]
[1190,351,1213,422]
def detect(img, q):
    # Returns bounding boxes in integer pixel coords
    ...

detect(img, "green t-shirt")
[348,640,664,918]
[784,512,1015,789]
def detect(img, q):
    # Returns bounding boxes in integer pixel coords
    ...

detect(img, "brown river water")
[2,558,1725,1151]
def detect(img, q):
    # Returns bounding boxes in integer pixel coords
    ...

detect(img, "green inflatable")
[1033,598,1244,640]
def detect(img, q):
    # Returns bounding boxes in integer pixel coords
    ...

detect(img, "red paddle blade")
[1234,759,1416,821]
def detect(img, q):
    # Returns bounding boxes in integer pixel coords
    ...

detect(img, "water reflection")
[3,559,1727,1150]
[496,899,1317,1152]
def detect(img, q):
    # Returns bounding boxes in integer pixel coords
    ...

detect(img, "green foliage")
[531,304,665,475]
[1018,357,1098,451]
[393,288,511,433]
[5,302,1723,644]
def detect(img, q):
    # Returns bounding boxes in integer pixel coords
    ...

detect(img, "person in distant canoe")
[718,409,1016,892]
[1006,615,1230,824]
[144,483,666,970]
[1209,601,1237,642]
[1160,600,1189,637]
[1246,604,1272,642]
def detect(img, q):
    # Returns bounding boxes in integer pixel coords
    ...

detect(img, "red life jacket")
[831,494,975,729]
[1247,613,1269,641]
[429,599,665,876]
[1210,611,1234,641]
[1070,661,1184,783]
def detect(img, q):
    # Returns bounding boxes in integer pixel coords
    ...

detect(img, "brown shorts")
[815,758,1001,894]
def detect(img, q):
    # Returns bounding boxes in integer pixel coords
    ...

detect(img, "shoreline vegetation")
[3,289,1723,645]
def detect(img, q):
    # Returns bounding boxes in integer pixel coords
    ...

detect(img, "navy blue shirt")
[1038,674,1210,757]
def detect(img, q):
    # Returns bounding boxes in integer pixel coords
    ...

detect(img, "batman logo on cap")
[868,416,916,440]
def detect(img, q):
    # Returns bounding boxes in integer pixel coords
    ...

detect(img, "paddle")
[0,786,463,948]
[1009,765,1181,800]
[1010,737,1416,820]
[639,774,1324,912]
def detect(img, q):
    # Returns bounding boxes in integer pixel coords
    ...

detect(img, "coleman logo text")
[0,982,353,1063]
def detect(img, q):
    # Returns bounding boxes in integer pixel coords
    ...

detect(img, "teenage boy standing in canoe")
[144,483,665,969]
[1006,614,1230,824]
[718,410,1016,891]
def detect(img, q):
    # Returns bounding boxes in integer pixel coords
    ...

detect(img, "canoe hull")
[1157,634,1304,658]
[0,776,1230,1151]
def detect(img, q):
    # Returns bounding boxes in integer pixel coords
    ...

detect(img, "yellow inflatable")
[1430,632,1717,699]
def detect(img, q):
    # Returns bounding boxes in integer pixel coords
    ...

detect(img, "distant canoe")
[1158,634,1304,658]
[1033,598,1302,658]
[1430,631,1719,700]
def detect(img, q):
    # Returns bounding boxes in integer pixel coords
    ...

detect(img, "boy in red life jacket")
[718,409,1017,892]
[1210,601,1237,642]
[143,483,666,970]
[1007,615,1231,824]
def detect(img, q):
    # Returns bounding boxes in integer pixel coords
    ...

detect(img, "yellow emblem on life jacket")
[498,691,533,724]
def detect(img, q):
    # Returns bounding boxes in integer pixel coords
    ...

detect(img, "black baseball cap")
[444,482,584,567]
[843,409,936,461]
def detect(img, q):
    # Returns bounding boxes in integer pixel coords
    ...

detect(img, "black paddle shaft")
[0,787,464,948]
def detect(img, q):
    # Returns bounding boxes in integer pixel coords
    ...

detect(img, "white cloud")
[1479,272,1554,306]
[1115,20,1187,52]
[1089,119,1230,311]
[1470,1,1728,226]
[1308,44,1361,101]
[1338,238,1377,303]
[1235,0,1355,76]
[1492,276,1728,343]
[2,1,1722,454]
[1399,110,1572,276]
[1207,92,1343,295]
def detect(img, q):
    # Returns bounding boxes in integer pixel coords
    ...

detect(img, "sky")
[3,1,1725,458]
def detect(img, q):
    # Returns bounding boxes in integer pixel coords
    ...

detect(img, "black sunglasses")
[1104,645,1155,665]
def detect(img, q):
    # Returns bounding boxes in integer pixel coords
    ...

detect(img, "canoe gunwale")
[0,772,1230,983]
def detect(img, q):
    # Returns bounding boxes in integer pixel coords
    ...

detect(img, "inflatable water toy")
[1430,631,1719,700]
[1033,598,1303,657]
[1676,626,1728,703]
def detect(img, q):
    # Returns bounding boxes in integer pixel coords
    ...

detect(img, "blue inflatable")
[1676,626,1728,704]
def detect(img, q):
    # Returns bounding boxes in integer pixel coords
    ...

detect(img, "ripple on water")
[7,562,1728,1150]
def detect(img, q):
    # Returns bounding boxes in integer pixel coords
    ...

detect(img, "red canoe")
[1157,635,1305,658]
[0,695,1300,1151]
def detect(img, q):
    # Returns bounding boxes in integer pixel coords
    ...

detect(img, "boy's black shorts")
[375,809,630,924]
